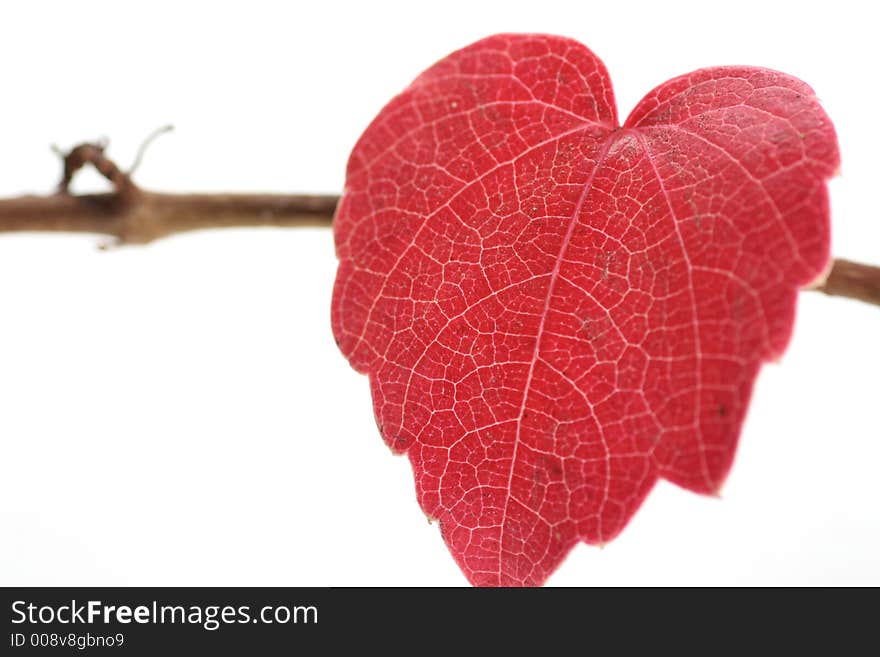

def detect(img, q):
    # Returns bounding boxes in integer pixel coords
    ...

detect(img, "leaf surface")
[331,34,839,586]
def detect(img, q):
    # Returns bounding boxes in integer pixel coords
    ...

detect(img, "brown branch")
[0,190,338,244]
[814,259,880,307]
[1,134,337,243]
[3,136,338,244]
[0,139,877,308]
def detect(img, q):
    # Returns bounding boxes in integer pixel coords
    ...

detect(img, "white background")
[0,0,877,586]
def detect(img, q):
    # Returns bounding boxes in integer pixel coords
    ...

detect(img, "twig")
[0,139,876,307]
[0,190,339,244]
[814,259,880,307]
[1,139,336,244]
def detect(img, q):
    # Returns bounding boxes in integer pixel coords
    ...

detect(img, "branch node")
[55,139,138,201]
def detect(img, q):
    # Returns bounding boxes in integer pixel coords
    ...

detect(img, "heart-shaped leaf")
[331,34,839,585]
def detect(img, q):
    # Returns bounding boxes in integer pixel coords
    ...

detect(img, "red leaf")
[331,34,839,586]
